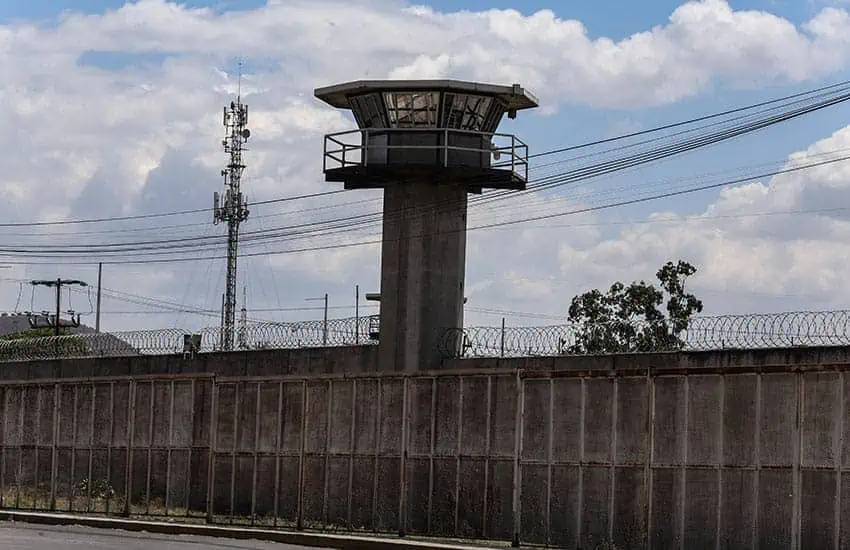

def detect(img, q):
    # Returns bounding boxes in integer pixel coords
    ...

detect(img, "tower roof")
[314,79,538,112]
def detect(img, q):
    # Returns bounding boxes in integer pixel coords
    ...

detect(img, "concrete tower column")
[379,181,468,371]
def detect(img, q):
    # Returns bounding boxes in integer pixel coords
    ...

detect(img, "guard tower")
[315,80,538,371]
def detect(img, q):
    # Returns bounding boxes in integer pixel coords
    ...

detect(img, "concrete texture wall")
[378,180,468,373]
[0,345,380,381]
[2,347,850,549]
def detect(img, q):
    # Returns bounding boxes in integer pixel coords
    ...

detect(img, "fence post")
[501,318,506,358]
[50,383,60,511]
[124,380,136,517]
[296,380,308,531]
[511,369,524,547]
[205,377,218,523]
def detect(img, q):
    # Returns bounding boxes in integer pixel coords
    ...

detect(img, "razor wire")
[2,310,850,362]
[441,310,850,358]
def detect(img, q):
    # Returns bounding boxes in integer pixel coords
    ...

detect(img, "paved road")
[0,522,324,549]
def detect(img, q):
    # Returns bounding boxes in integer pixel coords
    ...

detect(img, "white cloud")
[1,0,850,332]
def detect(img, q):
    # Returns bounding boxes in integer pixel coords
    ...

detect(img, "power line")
[0,190,344,228]
[3,77,848,233]
[2,152,846,265]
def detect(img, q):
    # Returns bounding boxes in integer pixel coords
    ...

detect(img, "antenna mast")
[238,285,248,349]
[213,61,251,351]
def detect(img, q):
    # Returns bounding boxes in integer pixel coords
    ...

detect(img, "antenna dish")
[241,128,251,139]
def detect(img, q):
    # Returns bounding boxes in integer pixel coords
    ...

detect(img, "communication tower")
[314,80,537,371]
[213,70,251,351]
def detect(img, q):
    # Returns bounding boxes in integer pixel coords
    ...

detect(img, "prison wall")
[0,344,380,380]
[1,346,849,549]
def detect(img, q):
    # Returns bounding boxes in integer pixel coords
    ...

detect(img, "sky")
[2,0,850,335]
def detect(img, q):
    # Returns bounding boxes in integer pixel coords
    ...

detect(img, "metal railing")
[322,127,529,182]
[2,310,850,363]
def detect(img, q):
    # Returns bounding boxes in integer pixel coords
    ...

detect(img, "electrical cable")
[2,78,848,233]
[2,152,846,265]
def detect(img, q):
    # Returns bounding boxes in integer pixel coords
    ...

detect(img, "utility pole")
[95,263,103,333]
[213,62,251,351]
[30,278,88,337]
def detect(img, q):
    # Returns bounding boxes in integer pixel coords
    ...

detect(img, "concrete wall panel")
[649,467,682,550]
[617,378,648,465]
[353,379,378,454]
[350,456,375,529]
[329,380,353,454]
[277,456,300,523]
[326,456,349,527]
[301,455,325,525]
[551,378,582,463]
[379,379,404,455]
[489,376,516,458]
[457,458,485,537]
[253,455,277,519]
[256,382,279,453]
[803,372,840,468]
[723,374,757,466]
[653,377,685,466]
[434,377,459,456]
[800,469,837,550]
[519,464,547,544]
[304,381,328,454]
[720,469,757,548]
[761,373,798,467]
[580,466,611,549]
[612,466,646,550]
[521,379,549,463]
[375,456,401,532]
[460,377,488,456]
[405,458,429,534]
[758,469,793,549]
[430,457,457,536]
[486,460,514,540]
[213,384,235,452]
[152,382,171,448]
[280,382,303,453]
[549,465,580,549]
[687,376,721,466]
[584,379,613,464]
[408,379,433,457]
[684,468,718,550]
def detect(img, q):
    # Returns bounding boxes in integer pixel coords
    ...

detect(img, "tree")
[566,260,703,354]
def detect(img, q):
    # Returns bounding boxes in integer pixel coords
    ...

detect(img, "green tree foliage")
[566,260,704,354]
[0,327,89,360]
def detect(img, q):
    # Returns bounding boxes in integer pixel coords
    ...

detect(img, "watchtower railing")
[322,127,529,182]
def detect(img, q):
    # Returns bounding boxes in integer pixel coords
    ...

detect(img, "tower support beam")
[378,181,467,371]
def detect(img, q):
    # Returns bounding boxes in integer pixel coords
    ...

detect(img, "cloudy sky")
[1,0,850,334]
